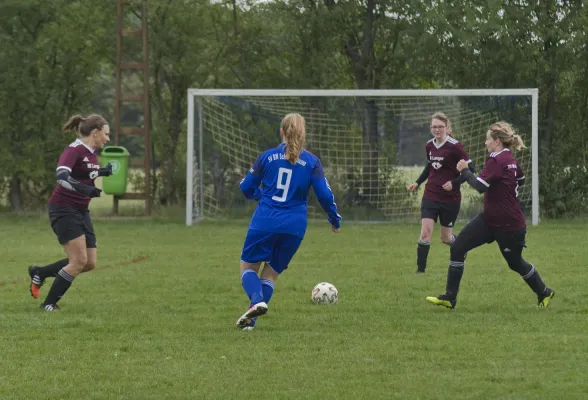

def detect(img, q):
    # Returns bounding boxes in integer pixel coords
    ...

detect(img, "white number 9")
[272,167,292,202]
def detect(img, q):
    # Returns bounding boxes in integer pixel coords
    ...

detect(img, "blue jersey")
[240,143,341,238]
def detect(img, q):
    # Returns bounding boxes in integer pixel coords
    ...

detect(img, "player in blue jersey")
[236,113,342,330]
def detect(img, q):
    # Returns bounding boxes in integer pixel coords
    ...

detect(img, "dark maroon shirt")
[477,149,526,230]
[423,137,471,204]
[49,139,100,210]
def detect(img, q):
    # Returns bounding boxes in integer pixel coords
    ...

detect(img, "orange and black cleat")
[28,266,44,299]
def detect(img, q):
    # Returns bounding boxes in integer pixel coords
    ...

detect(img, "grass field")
[0,215,587,400]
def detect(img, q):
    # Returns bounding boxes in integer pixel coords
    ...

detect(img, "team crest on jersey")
[429,153,444,170]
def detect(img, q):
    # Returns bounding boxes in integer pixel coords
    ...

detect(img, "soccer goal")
[186,89,539,226]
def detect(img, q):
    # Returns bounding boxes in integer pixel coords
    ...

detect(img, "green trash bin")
[100,146,130,195]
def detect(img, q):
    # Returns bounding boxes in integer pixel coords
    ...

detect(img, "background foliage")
[1,0,587,217]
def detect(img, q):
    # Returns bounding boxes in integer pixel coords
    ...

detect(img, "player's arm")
[239,155,263,200]
[452,160,475,186]
[311,160,342,229]
[457,157,500,194]
[98,162,113,177]
[459,168,487,193]
[56,168,101,197]
[516,164,525,186]
[55,148,101,197]
[415,163,431,187]
[451,144,475,186]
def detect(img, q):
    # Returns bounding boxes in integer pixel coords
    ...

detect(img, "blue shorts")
[240,229,303,274]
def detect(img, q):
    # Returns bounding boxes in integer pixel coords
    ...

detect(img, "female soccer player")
[426,121,554,309]
[28,114,112,311]
[236,113,341,330]
[408,112,474,273]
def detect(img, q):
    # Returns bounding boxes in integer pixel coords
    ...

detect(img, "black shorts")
[421,198,460,227]
[454,213,526,255]
[48,205,97,248]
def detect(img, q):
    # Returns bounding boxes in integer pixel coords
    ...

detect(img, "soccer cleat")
[416,269,426,274]
[240,317,258,331]
[426,293,457,309]
[537,288,555,308]
[236,302,268,329]
[40,303,61,312]
[28,266,44,299]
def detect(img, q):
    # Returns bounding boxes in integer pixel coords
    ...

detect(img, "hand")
[98,162,113,177]
[89,187,102,198]
[331,225,339,233]
[408,183,418,192]
[442,181,453,191]
[456,159,469,172]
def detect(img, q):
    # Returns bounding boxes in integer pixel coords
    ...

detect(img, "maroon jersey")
[477,149,526,230]
[423,137,471,203]
[49,139,100,210]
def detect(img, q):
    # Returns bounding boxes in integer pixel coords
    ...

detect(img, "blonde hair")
[63,114,108,136]
[431,111,453,137]
[281,113,306,164]
[488,121,526,151]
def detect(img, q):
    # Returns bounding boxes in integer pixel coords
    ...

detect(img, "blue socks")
[241,269,264,304]
[261,279,274,303]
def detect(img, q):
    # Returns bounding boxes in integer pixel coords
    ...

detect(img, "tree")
[0,0,113,210]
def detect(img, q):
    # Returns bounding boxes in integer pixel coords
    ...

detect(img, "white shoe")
[236,302,268,328]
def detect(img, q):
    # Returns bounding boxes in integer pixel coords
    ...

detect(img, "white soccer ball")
[311,282,338,304]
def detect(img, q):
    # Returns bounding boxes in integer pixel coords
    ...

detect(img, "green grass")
[0,215,587,399]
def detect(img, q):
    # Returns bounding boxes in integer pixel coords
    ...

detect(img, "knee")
[69,255,88,273]
[84,260,96,272]
[420,228,433,241]
[441,233,454,245]
[260,263,278,282]
[506,257,531,275]
[450,240,467,261]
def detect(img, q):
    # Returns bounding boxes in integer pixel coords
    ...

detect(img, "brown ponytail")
[63,114,108,136]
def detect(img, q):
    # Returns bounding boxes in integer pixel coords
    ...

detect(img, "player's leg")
[426,213,493,308]
[35,207,85,307]
[259,263,278,306]
[30,217,95,298]
[28,258,68,299]
[417,198,439,273]
[246,234,301,329]
[83,248,97,273]
[236,230,274,328]
[494,229,554,308]
[41,235,88,311]
[237,260,268,327]
[439,201,460,246]
[29,206,71,298]
[243,263,278,330]
[81,211,97,273]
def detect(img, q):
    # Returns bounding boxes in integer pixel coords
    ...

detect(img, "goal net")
[186,89,538,226]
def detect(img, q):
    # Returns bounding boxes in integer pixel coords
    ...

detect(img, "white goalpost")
[186,89,539,226]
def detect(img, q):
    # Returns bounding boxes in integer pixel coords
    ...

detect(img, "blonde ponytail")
[489,121,526,151]
[511,134,526,151]
[281,113,306,164]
